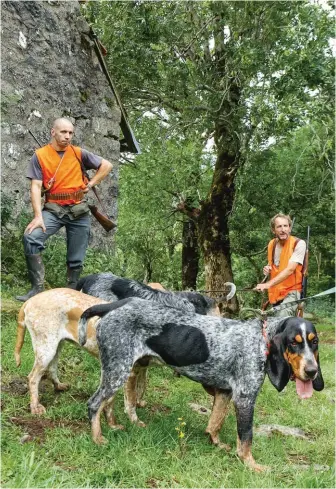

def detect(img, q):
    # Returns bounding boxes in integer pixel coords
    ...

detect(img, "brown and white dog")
[15,289,107,415]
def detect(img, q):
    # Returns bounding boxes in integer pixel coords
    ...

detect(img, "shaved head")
[50,118,75,150]
[52,118,74,130]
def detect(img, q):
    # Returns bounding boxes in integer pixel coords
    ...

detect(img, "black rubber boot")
[67,266,82,289]
[16,254,45,302]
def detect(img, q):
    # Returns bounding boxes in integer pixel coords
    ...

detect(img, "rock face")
[1,0,121,248]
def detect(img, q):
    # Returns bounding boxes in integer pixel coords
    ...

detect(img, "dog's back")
[77,273,196,313]
[76,272,228,316]
[14,288,107,364]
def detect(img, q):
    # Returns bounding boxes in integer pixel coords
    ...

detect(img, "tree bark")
[198,145,240,314]
[182,217,199,290]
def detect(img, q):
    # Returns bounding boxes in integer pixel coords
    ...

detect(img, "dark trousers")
[23,210,91,269]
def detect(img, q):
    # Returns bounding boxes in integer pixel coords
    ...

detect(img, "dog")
[14,289,109,415]
[14,279,227,416]
[76,272,236,316]
[78,298,324,471]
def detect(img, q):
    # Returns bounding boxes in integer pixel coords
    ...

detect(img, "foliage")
[81,0,334,295]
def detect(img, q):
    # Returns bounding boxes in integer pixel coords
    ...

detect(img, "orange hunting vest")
[267,236,303,304]
[36,144,87,205]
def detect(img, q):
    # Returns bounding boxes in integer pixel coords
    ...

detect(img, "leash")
[269,286,335,314]
[198,275,268,295]
[240,287,335,318]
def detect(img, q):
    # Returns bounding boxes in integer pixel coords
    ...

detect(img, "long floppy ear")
[313,354,324,391]
[266,333,291,392]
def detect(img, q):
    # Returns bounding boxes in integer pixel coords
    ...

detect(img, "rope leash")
[240,286,335,318]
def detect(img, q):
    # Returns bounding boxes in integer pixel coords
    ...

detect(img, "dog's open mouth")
[295,378,313,399]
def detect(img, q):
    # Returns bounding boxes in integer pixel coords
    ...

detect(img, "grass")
[1,295,335,488]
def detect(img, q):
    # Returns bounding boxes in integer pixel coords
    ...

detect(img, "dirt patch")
[1,377,28,395]
[69,392,91,402]
[9,416,88,442]
[149,403,171,415]
[1,377,51,395]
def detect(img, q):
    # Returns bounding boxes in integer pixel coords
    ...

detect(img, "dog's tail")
[78,298,132,346]
[14,304,27,367]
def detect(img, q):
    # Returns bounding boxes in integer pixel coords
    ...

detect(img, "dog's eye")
[312,338,318,345]
[290,341,297,347]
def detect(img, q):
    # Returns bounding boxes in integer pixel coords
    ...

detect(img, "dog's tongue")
[295,378,313,399]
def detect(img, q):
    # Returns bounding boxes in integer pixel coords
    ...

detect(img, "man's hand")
[263,265,271,276]
[254,282,270,292]
[25,216,46,234]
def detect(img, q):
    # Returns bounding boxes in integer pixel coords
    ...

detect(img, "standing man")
[16,118,113,301]
[254,213,306,316]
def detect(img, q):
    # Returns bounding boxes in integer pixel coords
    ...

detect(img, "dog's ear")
[266,333,290,392]
[313,354,324,391]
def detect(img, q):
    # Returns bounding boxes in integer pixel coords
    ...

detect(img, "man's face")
[272,217,291,242]
[51,121,74,148]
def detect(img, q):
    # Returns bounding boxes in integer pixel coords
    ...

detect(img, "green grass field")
[1,297,335,488]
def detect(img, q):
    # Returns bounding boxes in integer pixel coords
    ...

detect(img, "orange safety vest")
[36,144,87,205]
[267,236,303,304]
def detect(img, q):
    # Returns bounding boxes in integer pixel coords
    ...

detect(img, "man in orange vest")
[255,213,306,316]
[16,118,113,301]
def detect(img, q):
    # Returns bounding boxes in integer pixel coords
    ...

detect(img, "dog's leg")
[135,367,148,408]
[28,345,59,415]
[205,389,232,451]
[104,397,125,431]
[233,396,268,472]
[124,366,146,427]
[88,372,130,444]
[47,342,69,392]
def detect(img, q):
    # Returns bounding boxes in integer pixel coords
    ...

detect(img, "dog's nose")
[304,365,317,379]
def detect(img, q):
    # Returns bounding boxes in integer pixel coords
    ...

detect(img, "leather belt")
[45,190,85,202]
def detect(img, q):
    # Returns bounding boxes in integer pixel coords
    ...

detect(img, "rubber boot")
[16,254,45,302]
[67,266,82,289]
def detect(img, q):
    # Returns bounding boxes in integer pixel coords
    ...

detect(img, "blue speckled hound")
[78,298,324,472]
[76,272,236,315]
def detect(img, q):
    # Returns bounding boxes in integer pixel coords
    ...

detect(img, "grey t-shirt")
[27,148,102,180]
[273,239,306,266]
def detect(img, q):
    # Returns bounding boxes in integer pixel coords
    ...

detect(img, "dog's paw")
[108,423,125,431]
[206,432,230,451]
[137,400,147,408]
[94,435,108,445]
[31,403,46,415]
[217,442,232,452]
[247,461,269,473]
[136,420,146,428]
[54,382,69,392]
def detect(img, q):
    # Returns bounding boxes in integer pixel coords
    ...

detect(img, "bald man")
[16,118,113,301]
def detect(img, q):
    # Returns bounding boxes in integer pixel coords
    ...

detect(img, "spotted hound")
[79,298,324,472]
[76,272,236,316]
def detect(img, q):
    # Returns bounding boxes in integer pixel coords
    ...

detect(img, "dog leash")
[241,287,335,318]
[268,286,335,314]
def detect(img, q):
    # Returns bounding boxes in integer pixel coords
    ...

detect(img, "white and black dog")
[76,272,236,316]
[79,298,324,472]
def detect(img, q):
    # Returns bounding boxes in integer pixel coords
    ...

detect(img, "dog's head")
[266,317,324,397]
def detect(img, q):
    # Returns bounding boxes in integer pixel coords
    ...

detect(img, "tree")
[84,1,333,309]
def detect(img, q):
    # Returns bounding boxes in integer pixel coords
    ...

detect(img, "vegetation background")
[1,0,334,487]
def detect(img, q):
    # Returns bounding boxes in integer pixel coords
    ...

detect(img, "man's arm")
[25,180,46,234]
[86,159,113,190]
[255,262,298,291]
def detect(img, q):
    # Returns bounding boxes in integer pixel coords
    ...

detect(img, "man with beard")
[255,213,306,317]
